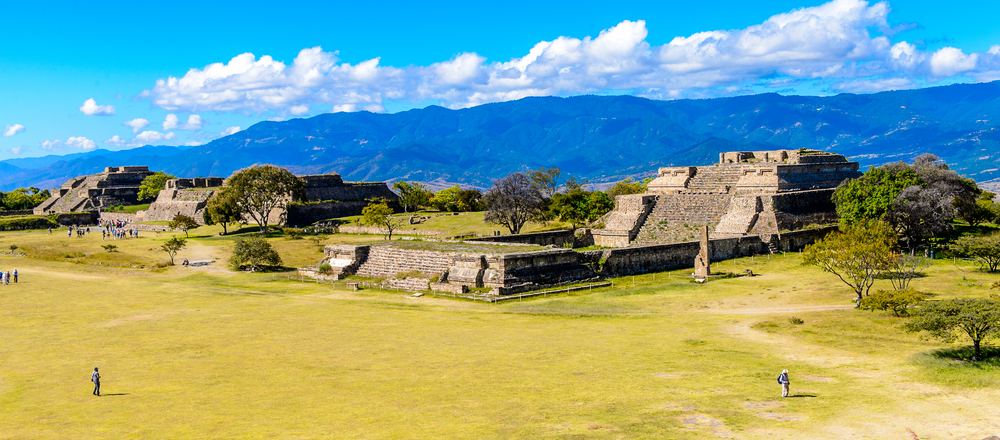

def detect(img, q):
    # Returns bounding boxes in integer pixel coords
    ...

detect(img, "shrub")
[229,235,282,271]
[788,316,805,325]
[859,288,927,317]
[102,244,118,253]
[285,228,304,240]
[318,263,333,274]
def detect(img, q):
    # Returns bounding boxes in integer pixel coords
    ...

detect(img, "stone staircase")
[633,194,732,245]
[683,166,743,193]
[355,246,454,279]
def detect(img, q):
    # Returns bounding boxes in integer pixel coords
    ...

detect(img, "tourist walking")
[778,369,790,398]
[4,271,9,285]
[12,269,17,283]
[91,367,101,396]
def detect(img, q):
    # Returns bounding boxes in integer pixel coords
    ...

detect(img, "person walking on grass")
[778,369,790,398]
[91,368,100,396]
[12,269,16,283]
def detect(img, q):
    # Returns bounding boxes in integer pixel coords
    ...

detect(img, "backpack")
[777,375,781,384]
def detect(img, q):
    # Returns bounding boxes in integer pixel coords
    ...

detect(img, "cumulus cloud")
[132,130,176,146]
[105,135,127,147]
[123,118,150,133]
[4,124,25,137]
[66,136,97,150]
[10,146,22,155]
[162,114,203,130]
[141,0,1000,110]
[79,98,115,115]
[220,126,241,136]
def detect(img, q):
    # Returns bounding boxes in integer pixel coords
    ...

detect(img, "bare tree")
[483,172,545,234]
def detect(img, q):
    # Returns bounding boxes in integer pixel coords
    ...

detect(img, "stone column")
[694,225,711,278]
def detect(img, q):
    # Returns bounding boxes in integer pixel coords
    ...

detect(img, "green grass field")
[1,225,999,439]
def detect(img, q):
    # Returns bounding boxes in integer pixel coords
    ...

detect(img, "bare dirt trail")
[701,304,856,315]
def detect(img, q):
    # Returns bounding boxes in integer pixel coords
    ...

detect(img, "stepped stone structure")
[35,167,398,226]
[34,166,155,214]
[592,149,860,247]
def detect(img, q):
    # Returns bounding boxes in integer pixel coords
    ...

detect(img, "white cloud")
[3,124,25,137]
[140,0,1000,109]
[163,114,203,130]
[105,135,127,147]
[220,126,241,136]
[123,118,150,133]
[40,140,63,151]
[10,146,22,155]
[132,130,176,146]
[929,47,978,77]
[66,136,97,150]
[183,141,203,146]
[79,98,115,115]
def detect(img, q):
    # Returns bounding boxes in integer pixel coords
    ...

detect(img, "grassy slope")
[0,228,998,438]
[336,210,573,238]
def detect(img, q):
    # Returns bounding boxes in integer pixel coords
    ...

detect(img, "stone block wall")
[634,194,731,245]
[355,246,455,278]
[285,201,370,226]
[142,189,217,224]
[0,210,34,217]
[467,229,576,247]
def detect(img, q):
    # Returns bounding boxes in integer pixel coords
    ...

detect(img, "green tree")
[527,167,562,198]
[137,172,176,202]
[229,235,283,271]
[587,191,614,221]
[0,187,51,210]
[224,165,305,235]
[160,236,187,265]
[456,189,484,212]
[483,172,545,234]
[803,221,897,305]
[430,186,461,212]
[957,191,1000,227]
[203,188,242,235]
[950,233,1000,272]
[168,214,200,238]
[392,181,432,212]
[549,190,591,229]
[360,198,403,240]
[606,178,650,199]
[858,288,927,317]
[833,167,923,225]
[903,298,1000,361]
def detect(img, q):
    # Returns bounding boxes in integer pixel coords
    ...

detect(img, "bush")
[318,263,333,274]
[788,316,804,325]
[285,228,304,240]
[0,215,58,231]
[858,288,927,316]
[102,244,118,253]
[229,235,283,271]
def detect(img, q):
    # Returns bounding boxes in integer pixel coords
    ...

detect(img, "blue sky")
[2,0,999,161]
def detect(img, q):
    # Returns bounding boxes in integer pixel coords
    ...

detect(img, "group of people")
[100,220,138,240]
[0,268,16,285]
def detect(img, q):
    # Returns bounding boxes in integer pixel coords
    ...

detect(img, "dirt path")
[701,304,856,315]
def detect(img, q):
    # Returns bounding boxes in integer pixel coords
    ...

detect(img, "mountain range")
[4,80,1000,192]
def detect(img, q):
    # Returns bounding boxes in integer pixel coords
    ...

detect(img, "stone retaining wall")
[355,246,454,278]
[467,229,576,247]
[0,210,34,217]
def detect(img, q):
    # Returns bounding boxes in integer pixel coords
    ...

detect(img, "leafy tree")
[528,167,562,198]
[392,181,432,212]
[957,191,1000,227]
[160,236,187,265]
[204,188,242,235]
[549,190,615,229]
[563,175,588,192]
[950,233,1000,272]
[168,214,200,238]
[803,221,897,305]
[137,172,176,202]
[224,165,305,235]
[903,298,1000,361]
[360,198,403,240]
[0,187,51,210]
[834,167,922,225]
[858,288,927,317]
[456,189,484,212]
[483,172,545,234]
[229,235,282,271]
[430,186,461,212]
[606,178,651,199]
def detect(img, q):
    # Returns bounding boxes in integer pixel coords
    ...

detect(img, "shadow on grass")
[101,393,130,396]
[788,394,817,398]
[923,346,1000,365]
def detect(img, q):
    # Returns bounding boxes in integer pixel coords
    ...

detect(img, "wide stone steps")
[633,193,732,245]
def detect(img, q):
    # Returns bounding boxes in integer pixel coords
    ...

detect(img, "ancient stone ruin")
[35,168,399,226]
[592,149,860,247]
[33,166,155,214]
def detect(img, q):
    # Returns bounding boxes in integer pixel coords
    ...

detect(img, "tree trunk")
[973,339,981,362]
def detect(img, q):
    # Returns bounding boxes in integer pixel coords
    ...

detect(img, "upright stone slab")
[694,225,711,278]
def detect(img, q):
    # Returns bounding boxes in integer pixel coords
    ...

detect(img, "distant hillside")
[4,81,1000,191]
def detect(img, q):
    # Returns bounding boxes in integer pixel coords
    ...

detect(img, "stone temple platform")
[34,166,155,214]
[592,149,861,247]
